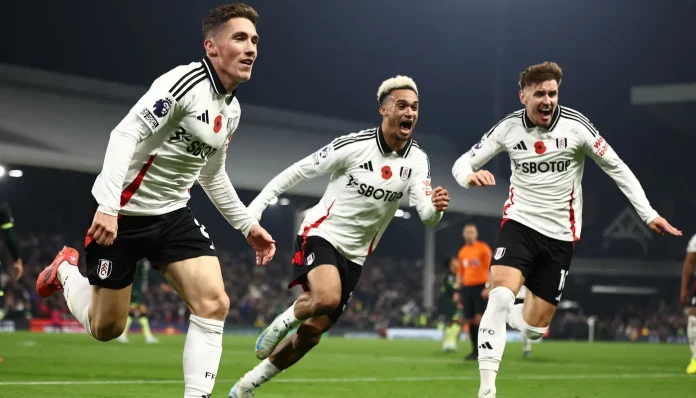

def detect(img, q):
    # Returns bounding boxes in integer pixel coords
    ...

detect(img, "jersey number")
[555,269,569,301]
[193,218,215,250]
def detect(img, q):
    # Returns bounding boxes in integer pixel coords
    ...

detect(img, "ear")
[519,89,526,105]
[204,38,217,57]
[379,105,388,117]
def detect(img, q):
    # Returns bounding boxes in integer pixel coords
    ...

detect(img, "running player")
[452,61,681,397]
[229,75,450,397]
[440,256,461,352]
[0,201,22,363]
[456,223,491,360]
[680,234,696,374]
[0,201,23,283]
[116,258,158,344]
[34,4,275,397]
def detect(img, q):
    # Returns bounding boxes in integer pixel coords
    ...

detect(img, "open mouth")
[399,120,413,133]
[240,59,254,66]
[539,108,553,118]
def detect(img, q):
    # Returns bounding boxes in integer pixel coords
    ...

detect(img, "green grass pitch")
[0,332,693,397]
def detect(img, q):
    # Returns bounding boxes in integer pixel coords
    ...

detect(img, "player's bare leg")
[231,316,332,397]
[686,307,696,375]
[477,265,524,398]
[507,289,555,360]
[161,256,229,398]
[254,264,341,359]
[36,247,132,341]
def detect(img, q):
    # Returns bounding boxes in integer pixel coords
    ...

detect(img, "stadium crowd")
[0,232,688,342]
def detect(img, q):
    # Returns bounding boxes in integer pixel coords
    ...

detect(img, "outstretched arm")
[248,141,350,221]
[198,136,276,266]
[583,132,680,236]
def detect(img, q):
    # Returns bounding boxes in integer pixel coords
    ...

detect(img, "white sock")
[478,286,515,395]
[242,358,282,389]
[275,301,304,332]
[688,315,696,359]
[58,262,93,337]
[507,303,525,331]
[183,315,224,398]
[507,302,547,340]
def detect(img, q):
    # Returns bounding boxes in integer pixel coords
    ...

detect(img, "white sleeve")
[248,139,351,220]
[687,235,696,253]
[130,66,194,135]
[452,123,506,188]
[581,127,659,225]
[92,66,194,216]
[92,114,151,216]
[408,154,442,227]
[198,127,258,238]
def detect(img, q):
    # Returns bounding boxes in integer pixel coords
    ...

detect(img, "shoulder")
[151,61,209,102]
[407,141,432,175]
[408,139,427,159]
[330,128,378,151]
[478,241,492,252]
[486,109,524,137]
[558,105,600,139]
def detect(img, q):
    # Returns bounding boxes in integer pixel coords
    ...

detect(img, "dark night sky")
[2,0,694,145]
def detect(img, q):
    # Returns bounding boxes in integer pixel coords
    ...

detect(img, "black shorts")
[492,219,574,306]
[289,235,361,324]
[461,283,487,319]
[85,207,217,290]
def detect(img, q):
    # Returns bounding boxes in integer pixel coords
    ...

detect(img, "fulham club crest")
[97,259,112,280]
[556,138,567,150]
[400,166,412,181]
[493,247,506,260]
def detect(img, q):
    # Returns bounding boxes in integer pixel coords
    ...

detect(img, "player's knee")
[92,318,127,342]
[311,292,341,316]
[191,291,230,321]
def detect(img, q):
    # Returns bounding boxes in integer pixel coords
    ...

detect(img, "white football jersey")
[453,106,658,241]
[249,128,442,265]
[93,58,239,215]
[687,234,696,253]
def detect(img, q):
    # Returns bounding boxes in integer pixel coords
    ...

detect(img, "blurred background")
[0,0,694,345]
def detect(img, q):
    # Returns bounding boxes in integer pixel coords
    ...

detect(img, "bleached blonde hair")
[377,75,418,104]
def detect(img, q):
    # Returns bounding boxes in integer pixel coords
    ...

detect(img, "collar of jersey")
[202,56,237,101]
[522,105,561,131]
[376,127,413,157]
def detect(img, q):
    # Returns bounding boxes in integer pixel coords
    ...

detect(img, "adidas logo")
[479,342,493,350]
[359,161,374,171]
[513,141,527,150]
[197,110,210,124]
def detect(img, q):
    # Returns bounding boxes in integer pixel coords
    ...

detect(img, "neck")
[210,57,240,94]
[380,121,408,152]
